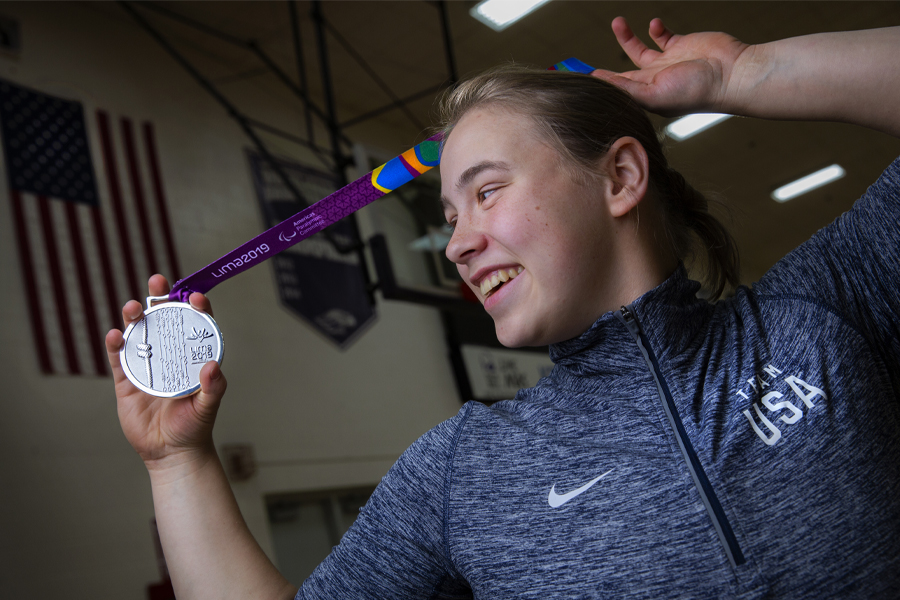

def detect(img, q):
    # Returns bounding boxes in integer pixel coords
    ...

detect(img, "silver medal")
[120,296,224,398]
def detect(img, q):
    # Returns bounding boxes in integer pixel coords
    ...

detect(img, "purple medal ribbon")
[167,58,595,302]
[168,133,443,302]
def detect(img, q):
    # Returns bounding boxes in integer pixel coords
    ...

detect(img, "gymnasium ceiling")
[89,1,900,284]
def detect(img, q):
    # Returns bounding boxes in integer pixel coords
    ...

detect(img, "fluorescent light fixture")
[470,0,552,31]
[665,113,732,141]
[772,164,846,202]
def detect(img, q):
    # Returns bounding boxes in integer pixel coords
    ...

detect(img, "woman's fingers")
[611,16,660,68]
[648,18,679,51]
[590,69,650,99]
[122,299,144,328]
[148,274,171,298]
[194,360,227,422]
[119,275,173,330]
[189,291,213,318]
[105,328,128,383]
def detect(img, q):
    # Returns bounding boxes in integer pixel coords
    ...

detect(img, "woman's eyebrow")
[440,160,511,208]
[455,161,510,192]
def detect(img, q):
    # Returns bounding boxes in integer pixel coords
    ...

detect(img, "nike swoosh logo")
[548,469,614,508]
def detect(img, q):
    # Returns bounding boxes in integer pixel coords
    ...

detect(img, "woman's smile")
[481,266,525,311]
[473,265,524,297]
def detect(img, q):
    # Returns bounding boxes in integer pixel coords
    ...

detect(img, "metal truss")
[119,0,459,306]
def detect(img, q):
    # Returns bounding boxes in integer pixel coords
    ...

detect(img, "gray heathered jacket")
[298,157,900,599]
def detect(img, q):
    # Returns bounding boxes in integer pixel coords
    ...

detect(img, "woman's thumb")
[196,360,227,416]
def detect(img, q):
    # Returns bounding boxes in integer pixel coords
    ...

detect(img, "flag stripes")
[10,189,52,374]
[96,110,141,304]
[64,200,107,376]
[143,122,181,281]
[37,194,81,374]
[89,196,123,337]
[121,117,158,276]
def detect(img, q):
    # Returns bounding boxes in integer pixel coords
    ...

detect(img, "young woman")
[107,18,900,599]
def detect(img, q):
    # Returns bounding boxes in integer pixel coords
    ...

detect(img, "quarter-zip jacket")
[298,158,900,600]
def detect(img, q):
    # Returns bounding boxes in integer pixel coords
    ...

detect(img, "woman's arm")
[145,445,296,600]
[593,18,900,138]
[107,275,296,600]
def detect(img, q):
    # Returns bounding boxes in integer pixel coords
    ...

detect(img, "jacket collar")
[549,265,711,367]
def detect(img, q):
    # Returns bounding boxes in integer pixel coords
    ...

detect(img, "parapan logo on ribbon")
[370,139,441,194]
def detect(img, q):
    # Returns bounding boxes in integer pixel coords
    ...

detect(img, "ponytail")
[660,168,740,299]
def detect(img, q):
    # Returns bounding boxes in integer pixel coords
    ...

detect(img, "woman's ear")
[599,137,650,218]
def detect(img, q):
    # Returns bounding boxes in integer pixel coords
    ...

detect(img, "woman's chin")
[493,320,545,349]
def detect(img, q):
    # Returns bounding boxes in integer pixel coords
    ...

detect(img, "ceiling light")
[470,0,552,32]
[665,113,732,141]
[772,165,846,202]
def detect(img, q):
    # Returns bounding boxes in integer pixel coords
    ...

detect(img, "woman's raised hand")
[106,274,227,470]
[591,17,750,117]
[594,19,900,137]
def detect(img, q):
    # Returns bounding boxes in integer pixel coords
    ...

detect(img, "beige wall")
[0,3,461,598]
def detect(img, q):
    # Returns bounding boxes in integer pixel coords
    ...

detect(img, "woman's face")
[441,107,621,347]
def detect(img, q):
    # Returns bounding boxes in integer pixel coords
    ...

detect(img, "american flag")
[1,79,181,376]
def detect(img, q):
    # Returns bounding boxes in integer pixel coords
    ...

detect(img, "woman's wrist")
[718,42,767,117]
[145,443,220,487]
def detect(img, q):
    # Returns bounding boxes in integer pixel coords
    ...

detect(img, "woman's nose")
[445,218,487,265]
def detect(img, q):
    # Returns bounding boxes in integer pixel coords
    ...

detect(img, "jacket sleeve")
[753,156,900,364]
[296,406,472,600]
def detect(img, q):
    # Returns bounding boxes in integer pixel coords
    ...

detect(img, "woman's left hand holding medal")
[106,274,228,472]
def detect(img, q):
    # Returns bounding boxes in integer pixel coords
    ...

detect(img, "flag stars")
[1,79,100,205]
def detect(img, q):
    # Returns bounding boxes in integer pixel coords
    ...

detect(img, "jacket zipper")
[617,304,746,568]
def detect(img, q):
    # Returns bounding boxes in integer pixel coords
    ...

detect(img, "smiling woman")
[108,18,900,600]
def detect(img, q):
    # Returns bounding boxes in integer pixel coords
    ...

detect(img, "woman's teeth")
[480,267,524,296]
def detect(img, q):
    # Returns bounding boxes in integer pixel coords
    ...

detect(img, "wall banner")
[247,151,375,349]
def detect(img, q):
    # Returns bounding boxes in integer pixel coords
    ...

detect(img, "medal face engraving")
[120,302,224,398]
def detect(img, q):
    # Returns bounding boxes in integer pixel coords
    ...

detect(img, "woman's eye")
[478,188,496,202]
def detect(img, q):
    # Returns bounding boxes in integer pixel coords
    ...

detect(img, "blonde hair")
[439,65,739,299]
